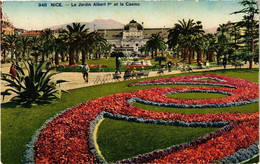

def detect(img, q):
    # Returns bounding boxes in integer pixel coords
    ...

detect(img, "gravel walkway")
[1,63,258,104]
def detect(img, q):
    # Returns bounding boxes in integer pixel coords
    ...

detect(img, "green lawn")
[166,92,228,99]
[97,118,219,162]
[86,58,116,68]
[1,68,259,163]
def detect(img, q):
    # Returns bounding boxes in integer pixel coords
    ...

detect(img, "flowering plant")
[89,65,107,68]
[24,74,259,163]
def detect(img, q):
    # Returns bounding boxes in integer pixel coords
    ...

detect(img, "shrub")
[1,61,68,106]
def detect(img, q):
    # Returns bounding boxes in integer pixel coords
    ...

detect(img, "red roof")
[53,28,64,31]
[19,30,43,36]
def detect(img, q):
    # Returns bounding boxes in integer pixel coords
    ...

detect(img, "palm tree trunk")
[82,50,86,65]
[41,52,45,63]
[184,47,188,60]
[155,49,158,57]
[75,50,79,63]
[11,48,14,62]
[3,50,7,63]
[61,53,65,62]
[249,38,254,69]
[69,50,75,65]
[95,51,98,59]
[188,50,193,64]
[55,52,59,65]
[151,48,154,58]
[197,51,202,62]
[209,52,214,62]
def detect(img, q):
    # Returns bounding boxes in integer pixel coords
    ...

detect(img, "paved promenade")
[1,63,258,104]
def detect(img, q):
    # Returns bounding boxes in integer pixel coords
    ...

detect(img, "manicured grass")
[244,155,259,163]
[166,92,228,99]
[86,58,116,68]
[97,118,219,162]
[1,68,258,163]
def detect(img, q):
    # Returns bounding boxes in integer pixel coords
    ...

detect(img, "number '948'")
[38,3,47,7]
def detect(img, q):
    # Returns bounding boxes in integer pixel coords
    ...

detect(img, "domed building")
[98,19,169,56]
[121,19,146,53]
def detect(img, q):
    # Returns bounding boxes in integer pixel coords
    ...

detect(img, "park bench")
[181,65,193,72]
[157,69,164,75]
[113,73,121,81]
[142,71,150,77]
[123,72,132,80]
[136,71,150,78]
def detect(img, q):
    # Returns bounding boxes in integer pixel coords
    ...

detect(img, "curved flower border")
[24,74,259,163]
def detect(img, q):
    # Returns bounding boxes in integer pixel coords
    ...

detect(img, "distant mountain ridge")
[50,19,125,31]
[205,27,217,34]
[50,19,217,34]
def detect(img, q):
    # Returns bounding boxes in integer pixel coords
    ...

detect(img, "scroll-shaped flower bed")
[24,74,259,163]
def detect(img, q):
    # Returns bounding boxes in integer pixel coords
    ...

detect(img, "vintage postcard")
[1,0,259,163]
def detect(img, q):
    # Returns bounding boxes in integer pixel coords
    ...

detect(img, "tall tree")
[168,19,203,62]
[216,24,230,65]
[205,33,217,62]
[4,34,17,62]
[231,0,259,68]
[145,33,166,58]
[17,36,32,60]
[1,34,8,63]
[64,23,88,65]
[40,28,55,63]
[53,36,68,65]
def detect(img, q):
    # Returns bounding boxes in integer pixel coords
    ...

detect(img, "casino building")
[97,20,169,56]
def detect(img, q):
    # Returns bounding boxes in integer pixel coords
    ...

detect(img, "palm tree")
[103,44,111,59]
[168,19,203,62]
[40,29,54,63]
[52,37,68,65]
[64,23,88,65]
[90,31,108,59]
[17,36,33,60]
[4,34,17,62]
[30,36,42,63]
[1,34,9,63]
[217,24,228,36]
[193,33,206,63]
[145,33,166,58]
[205,33,218,62]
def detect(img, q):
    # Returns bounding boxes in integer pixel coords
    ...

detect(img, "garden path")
[1,63,258,104]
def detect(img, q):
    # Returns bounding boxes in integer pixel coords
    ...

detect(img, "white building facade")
[98,20,169,56]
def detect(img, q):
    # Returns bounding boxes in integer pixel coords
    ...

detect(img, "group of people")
[6,58,231,85]
[124,67,139,77]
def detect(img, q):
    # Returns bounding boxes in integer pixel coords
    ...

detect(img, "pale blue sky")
[2,0,246,30]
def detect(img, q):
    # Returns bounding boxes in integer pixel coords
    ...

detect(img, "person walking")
[223,57,227,69]
[82,63,90,83]
[167,61,172,72]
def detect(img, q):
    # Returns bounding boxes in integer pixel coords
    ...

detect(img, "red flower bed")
[30,74,259,163]
[89,65,107,68]
[168,58,182,61]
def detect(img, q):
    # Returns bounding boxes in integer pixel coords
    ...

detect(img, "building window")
[127,45,129,47]
[136,44,139,46]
